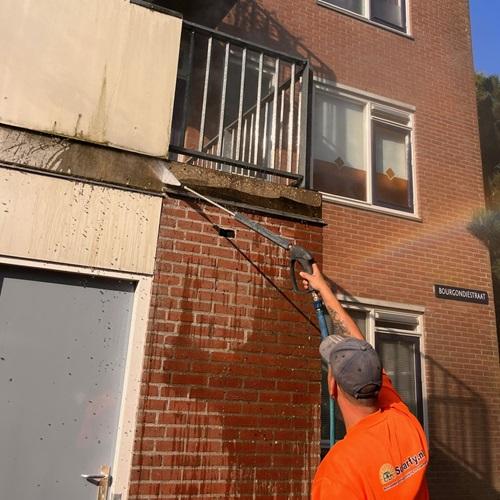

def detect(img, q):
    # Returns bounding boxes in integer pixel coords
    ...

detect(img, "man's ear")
[327,366,338,399]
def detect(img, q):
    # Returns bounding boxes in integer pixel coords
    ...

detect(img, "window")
[320,305,423,457]
[370,0,406,31]
[375,311,423,421]
[325,0,364,16]
[313,85,415,214]
[319,0,407,32]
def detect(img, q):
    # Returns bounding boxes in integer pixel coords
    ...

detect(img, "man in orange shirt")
[300,264,429,499]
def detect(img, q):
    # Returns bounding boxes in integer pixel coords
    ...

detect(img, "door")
[0,265,135,499]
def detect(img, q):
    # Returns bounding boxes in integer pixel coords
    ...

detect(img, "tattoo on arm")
[326,305,349,336]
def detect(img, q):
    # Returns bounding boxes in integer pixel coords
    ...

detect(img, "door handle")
[81,465,111,500]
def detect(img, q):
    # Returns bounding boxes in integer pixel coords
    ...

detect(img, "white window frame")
[312,80,419,219]
[320,298,427,453]
[347,301,427,430]
[317,0,412,37]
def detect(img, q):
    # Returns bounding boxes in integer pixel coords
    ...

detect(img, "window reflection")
[373,122,411,210]
[313,93,366,201]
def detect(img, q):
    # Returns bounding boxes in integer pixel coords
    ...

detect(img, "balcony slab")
[166,162,323,223]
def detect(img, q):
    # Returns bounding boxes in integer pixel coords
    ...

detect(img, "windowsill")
[339,295,426,313]
[317,1,414,40]
[321,192,422,221]
[315,79,416,112]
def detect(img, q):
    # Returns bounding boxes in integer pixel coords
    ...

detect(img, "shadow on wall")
[167,0,335,80]
[424,355,499,499]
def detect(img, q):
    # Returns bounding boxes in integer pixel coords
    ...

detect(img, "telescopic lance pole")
[164,172,333,338]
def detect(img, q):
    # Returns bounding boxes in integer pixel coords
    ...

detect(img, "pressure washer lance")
[162,168,333,339]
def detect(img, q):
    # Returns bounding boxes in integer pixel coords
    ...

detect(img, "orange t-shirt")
[312,373,429,499]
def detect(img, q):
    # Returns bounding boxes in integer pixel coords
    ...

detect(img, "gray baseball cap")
[320,335,382,399]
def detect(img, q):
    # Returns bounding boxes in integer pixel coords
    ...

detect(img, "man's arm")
[301,264,404,407]
[300,263,364,340]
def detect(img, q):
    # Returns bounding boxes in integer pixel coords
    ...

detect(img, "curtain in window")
[370,0,405,29]
[376,333,422,420]
[373,122,411,210]
[314,93,366,200]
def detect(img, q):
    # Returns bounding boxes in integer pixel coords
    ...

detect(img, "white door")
[0,265,135,500]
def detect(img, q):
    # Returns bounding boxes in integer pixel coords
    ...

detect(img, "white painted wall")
[0,168,162,274]
[0,0,181,157]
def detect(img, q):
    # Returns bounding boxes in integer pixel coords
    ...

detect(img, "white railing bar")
[263,101,269,166]
[249,113,255,166]
[216,42,230,159]
[287,63,296,172]
[253,53,263,166]
[278,88,285,170]
[241,118,248,174]
[230,129,236,173]
[236,48,246,161]
[198,37,212,151]
[270,58,280,170]
[296,75,303,174]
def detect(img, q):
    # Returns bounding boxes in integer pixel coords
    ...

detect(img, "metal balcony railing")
[169,21,311,186]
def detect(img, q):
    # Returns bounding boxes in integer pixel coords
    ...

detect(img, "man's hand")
[300,263,364,341]
[300,263,329,294]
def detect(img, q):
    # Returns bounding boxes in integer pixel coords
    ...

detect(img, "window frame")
[320,301,426,455]
[317,0,411,36]
[370,0,407,32]
[371,118,414,212]
[312,82,418,218]
[375,330,424,422]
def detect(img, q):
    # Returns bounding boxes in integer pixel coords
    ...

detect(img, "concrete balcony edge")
[166,162,324,225]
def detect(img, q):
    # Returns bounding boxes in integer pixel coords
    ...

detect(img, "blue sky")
[469,0,500,75]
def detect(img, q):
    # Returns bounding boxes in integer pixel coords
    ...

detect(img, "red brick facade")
[131,197,325,498]
[130,1,500,498]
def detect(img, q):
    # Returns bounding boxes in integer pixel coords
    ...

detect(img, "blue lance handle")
[312,292,330,339]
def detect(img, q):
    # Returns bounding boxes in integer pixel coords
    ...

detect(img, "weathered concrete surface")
[0,125,165,192]
[0,166,162,274]
[0,124,322,221]
[167,162,323,221]
[0,0,181,156]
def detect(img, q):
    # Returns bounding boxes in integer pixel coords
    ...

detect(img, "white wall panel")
[0,0,181,157]
[0,168,162,274]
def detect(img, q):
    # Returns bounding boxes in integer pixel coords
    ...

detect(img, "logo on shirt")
[379,464,396,484]
[379,451,427,491]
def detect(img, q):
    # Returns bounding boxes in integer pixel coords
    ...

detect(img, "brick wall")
[130,196,325,499]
